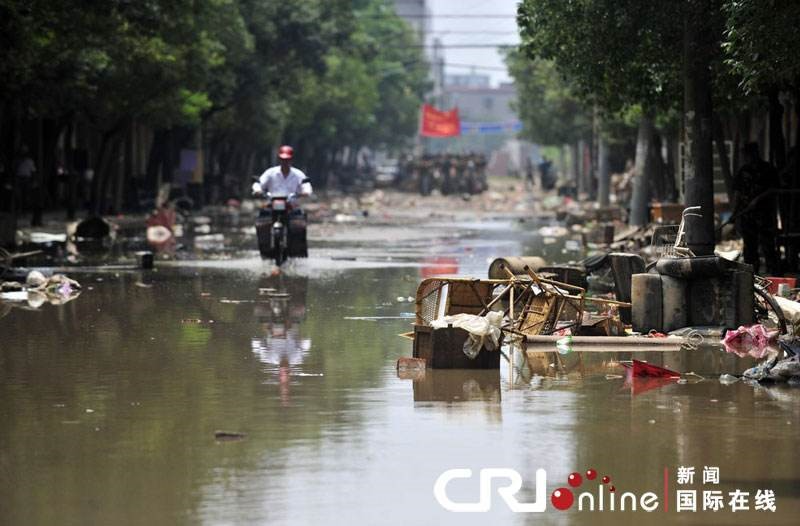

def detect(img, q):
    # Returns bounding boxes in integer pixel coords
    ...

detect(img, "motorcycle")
[255,193,308,265]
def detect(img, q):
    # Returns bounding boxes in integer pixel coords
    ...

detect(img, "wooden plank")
[524,335,684,353]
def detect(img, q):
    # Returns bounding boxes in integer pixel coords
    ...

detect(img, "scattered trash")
[136,251,154,269]
[75,216,112,240]
[396,357,426,370]
[773,296,800,325]
[742,355,780,381]
[538,225,569,238]
[26,270,47,288]
[28,232,68,243]
[195,233,225,249]
[1,271,82,310]
[719,374,739,385]
[621,360,681,378]
[147,225,173,246]
[770,355,800,380]
[722,324,779,359]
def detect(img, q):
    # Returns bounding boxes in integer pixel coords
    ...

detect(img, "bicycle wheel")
[754,284,787,334]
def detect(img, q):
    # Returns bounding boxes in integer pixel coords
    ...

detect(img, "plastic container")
[765,277,796,295]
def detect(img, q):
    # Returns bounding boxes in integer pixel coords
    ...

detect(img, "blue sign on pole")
[460,120,522,135]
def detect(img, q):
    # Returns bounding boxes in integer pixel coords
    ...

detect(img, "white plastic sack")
[773,296,800,325]
[430,311,504,359]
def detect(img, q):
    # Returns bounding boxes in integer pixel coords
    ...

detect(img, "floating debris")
[214,430,246,441]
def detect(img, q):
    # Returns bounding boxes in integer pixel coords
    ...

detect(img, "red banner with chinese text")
[420,104,461,137]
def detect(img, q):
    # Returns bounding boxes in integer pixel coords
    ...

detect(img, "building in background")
[444,81,517,124]
[392,0,533,170]
[445,72,491,89]
[438,81,535,174]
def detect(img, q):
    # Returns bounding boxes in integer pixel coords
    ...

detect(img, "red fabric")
[420,104,461,137]
[621,359,680,378]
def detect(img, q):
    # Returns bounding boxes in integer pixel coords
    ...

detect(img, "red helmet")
[278,145,294,160]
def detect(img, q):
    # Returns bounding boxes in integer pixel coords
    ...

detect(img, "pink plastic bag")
[722,324,779,359]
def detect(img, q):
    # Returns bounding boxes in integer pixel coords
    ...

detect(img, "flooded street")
[2,207,799,525]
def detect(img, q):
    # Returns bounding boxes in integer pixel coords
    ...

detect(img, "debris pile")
[0,270,82,312]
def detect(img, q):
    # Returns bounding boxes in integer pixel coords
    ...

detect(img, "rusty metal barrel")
[488,256,546,279]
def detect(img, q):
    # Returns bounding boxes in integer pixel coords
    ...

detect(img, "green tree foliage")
[517,0,683,115]
[723,0,800,94]
[283,0,429,166]
[0,0,428,199]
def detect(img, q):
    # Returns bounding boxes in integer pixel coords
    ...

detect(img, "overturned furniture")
[413,277,505,369]
[410,265,625,368]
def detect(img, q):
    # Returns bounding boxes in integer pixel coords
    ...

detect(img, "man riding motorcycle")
[252,145,313,200]
[251,145,312,260]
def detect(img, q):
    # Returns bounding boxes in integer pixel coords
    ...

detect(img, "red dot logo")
[568,472,583,487]
[586,468,597,480]
[551,488,574,510]
[602,475,611,484]
[609,485,616,493]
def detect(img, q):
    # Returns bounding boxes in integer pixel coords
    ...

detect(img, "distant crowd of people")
[400,153,488,196]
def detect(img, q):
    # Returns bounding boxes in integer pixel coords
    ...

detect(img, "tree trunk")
[597,132,610,207]
[650,132,665,202]
[0,102,19,246]
[570,142,580,194]
[712,113,734,203]
[65,119,78,220]
[683,0,716,255]
[119,121,134,213]
[145,128,167,196]
[629,113,655,226]
[664,130,678,201]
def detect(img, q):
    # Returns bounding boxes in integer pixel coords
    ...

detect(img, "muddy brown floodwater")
[1,207,799,525]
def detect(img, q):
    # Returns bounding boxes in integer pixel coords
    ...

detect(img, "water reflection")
[250,278,313,405]
[523,346,758,381]
[413,369,501,403]
[2,217,800,525]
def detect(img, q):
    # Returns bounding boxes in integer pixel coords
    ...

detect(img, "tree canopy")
[0,0,429,189]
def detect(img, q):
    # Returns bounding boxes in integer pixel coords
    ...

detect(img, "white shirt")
[255,166,312,197]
